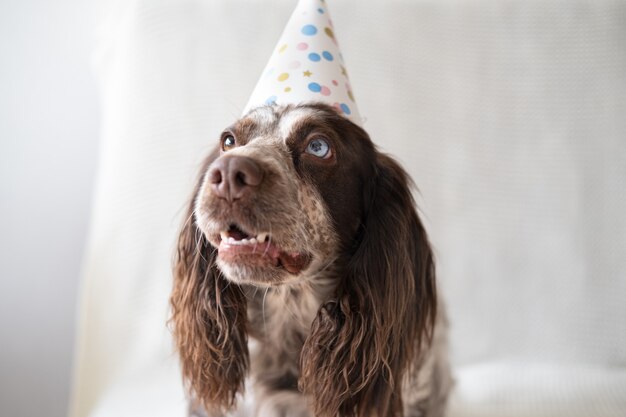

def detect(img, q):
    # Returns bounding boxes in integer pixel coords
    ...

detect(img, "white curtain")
[70,1,626,416]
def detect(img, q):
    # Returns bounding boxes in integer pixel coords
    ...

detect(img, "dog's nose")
[209,155,263,201]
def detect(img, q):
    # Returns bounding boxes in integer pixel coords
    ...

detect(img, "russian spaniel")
[170,103,451,417]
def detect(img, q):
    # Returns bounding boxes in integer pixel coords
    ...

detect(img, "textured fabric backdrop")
[70,1,626,416]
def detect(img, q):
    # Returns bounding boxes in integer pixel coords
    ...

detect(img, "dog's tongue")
[227,226,250,240]
[279,252,311,274]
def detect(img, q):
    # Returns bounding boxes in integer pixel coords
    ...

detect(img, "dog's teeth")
[221,232,267,245]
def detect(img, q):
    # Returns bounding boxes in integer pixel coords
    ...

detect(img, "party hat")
[243,0,362,125]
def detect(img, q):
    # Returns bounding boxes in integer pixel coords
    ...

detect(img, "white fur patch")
[277,107,315,141]
[246,105,276,127]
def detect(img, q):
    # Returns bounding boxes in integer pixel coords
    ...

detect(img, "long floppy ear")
[301,153,437,417]
[169,153,249,414]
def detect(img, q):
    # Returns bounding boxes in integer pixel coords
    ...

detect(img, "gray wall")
[0,0,99,416]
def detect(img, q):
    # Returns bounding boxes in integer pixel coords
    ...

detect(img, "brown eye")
[222,134,236,151]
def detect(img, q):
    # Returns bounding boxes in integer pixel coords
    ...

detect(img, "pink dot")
[332,80,338,86]
[333,102,342,112]
[296,42,309,50]
[320,86,331,96]
[288,60,301,69]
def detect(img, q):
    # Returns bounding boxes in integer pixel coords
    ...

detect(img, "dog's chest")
[248,284,324,345]
[246,282,333,383]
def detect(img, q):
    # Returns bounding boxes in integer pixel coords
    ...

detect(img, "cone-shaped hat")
[243,0,362,125]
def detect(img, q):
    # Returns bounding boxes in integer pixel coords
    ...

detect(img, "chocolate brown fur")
[170,103,451,417]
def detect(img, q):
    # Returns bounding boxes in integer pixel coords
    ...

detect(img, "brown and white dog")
[170,103,451,417]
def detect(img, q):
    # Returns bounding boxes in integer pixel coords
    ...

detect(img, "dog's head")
[194,103,374,286]
[171,103,437,416]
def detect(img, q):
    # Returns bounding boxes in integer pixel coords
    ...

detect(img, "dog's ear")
[301,152,437,417]
[169,151,249,414]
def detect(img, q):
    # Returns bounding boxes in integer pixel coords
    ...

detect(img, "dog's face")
[194,103,376,286]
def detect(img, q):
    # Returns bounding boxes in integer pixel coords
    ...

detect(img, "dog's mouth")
[217,224,311,275]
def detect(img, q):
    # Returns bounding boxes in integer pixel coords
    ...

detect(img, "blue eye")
[305,137,331,158]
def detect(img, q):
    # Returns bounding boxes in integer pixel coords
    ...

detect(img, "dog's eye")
[222,134,236,151]
[305,137,331,159]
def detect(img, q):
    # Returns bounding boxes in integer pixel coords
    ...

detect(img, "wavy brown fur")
[299,153,437,417]
[170,153,249,414]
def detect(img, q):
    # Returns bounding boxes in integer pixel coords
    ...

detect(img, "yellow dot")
[284,87,292,92]
[279,44,288,53]
[324,27,335,40]
[277,73,290,82]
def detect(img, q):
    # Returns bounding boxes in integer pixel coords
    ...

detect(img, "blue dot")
[308,53,321,62]
[308,83,322,93]
[322,51,334,61]
[265,96,277,105]
[301,25,318,36]
[318,8,324,14]
[340,103,351,115]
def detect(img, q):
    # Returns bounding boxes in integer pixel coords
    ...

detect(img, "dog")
[170,103,451,417]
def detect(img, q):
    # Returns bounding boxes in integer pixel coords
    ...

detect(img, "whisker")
[279,291,305,328]
[182,210,195,231]
[193,221,209,264]
[262,286,270,338]
[252,217,261,254]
